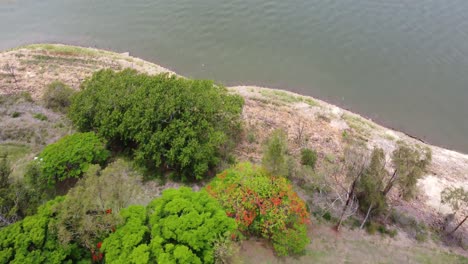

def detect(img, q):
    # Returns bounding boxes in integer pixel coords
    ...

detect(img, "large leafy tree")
[101,187,236,264]
[69,69,244,180]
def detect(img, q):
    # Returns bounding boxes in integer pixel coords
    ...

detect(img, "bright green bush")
[206,163,310,256]
[99,205,149,264]
[0,197,86,263]
[68,69,243,180]
[37,132,109,186]
[300,148,317,169]
[43,81,75,113]
[101,187,236,264]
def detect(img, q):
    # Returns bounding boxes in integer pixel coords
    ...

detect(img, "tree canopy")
[0,197,86,264]
[389,143,432,200]
[69,69,244,180]
[101,187,236,263]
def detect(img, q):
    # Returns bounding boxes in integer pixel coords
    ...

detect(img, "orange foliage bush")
[206,163,310,256]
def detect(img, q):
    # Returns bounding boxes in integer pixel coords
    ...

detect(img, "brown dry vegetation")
[1,44,467,260]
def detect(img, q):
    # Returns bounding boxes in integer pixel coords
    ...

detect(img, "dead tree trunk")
[383,169,398,196]
[360,204,373,229]
[449,215,467,235]
[335,178,358,231]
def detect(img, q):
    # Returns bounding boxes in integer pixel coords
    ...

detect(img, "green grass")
[18,44,113,57]
[239,223,468,264]
[0,143,33,179]
[0,143,30,160]
[260,89,318,107]
[33,113,48,121]
[343,113,376,137]
[414,251,468,264]
[26,55,95,65]
[251,96,282,107]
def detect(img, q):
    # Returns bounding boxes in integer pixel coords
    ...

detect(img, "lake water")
[1,0,468,153]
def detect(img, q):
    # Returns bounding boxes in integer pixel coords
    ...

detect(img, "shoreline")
[0,44,468,186]
[0,43,458,151]
[0,43,467,250]
[1,43,456,155]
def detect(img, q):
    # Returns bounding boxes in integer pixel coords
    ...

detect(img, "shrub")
[247,131,256,144]
[37,132,109,186]
[206,163,310,256]
[0,197,87,263]
[1,155,41,226]
[100,205,149,263]
[24,160,52,201]
[43,81,75,112]
[300,148,317,169]
[213,235,241,264]
[69,69,244,180]
[366,221,378,235]
[101,187,236,264]
[33,113,48,121]
[322,211,332,222]
[11,111,21,118]
[262,129,292,177]
[53,160,142,251]
[18,91,33,102]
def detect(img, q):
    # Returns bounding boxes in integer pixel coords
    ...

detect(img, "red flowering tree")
[206,163,310,256]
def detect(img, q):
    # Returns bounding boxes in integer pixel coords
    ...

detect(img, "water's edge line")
[2,43,466,157]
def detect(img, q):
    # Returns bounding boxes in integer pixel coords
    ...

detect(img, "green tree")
[101,187,236,264]
[441,187,468,234]
[69,69,244,180]
[385,143,432,200]
[37,132,109,186]
[356,148,388,229]
[262,129,292,177]
[334,143,369,231]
